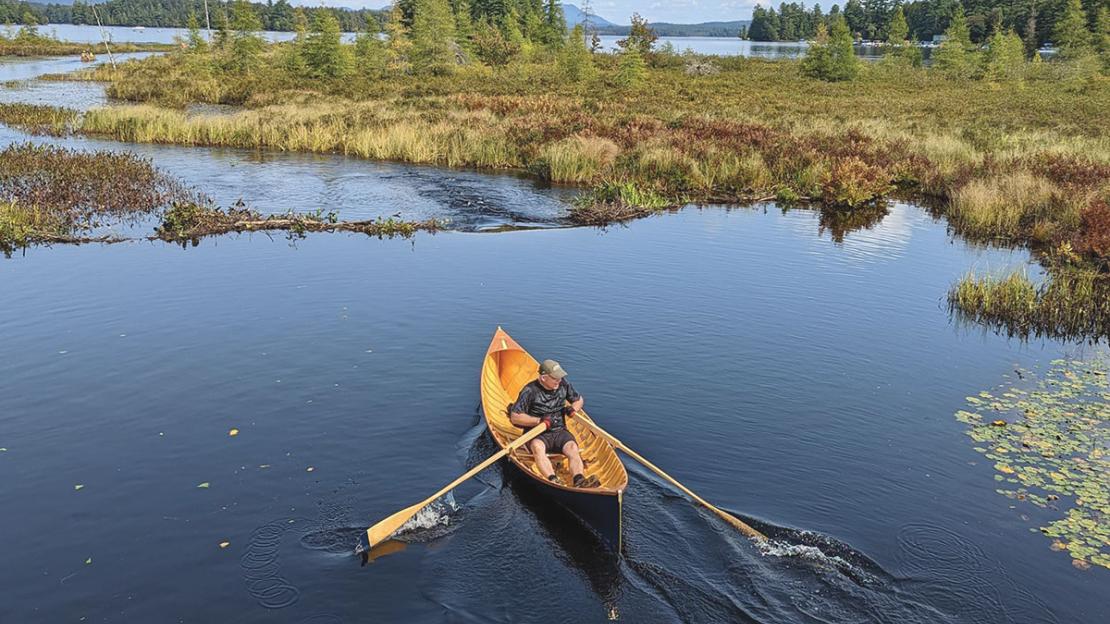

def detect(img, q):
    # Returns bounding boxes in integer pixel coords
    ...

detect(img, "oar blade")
[365,502,424,549]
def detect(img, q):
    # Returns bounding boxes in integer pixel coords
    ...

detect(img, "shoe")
[573,474,600,489]
[547,474,564,486]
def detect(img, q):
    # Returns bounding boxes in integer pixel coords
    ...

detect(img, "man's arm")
[565,381,584,414]
[509,386,543,429]
[510,411,544,428]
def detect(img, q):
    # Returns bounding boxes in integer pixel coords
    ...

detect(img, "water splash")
[395,493,459,538]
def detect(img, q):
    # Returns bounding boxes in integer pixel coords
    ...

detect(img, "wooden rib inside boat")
[481,327,629,550]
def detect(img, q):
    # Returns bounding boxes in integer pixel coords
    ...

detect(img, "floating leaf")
[219,541,230,549]
[306,466,315,472]
[74,484,84,491]
[956,356,1110,570]
[228,429,239,437]
[197,482,210,489]
[85,558,92,565]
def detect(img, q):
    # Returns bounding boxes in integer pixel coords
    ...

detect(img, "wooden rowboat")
[481,327,629,550]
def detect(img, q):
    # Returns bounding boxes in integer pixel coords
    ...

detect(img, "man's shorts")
[531,429,576,454]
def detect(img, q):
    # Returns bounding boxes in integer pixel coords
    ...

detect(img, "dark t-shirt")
[511,379,581,431]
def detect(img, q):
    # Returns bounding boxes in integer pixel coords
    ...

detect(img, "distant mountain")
[561,5,749,38]
[561,4,617,29]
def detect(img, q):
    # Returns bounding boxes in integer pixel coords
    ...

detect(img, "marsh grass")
[949,173,1074,242]
[0,200,71,256]
[82,50,1110,252]
[949,269,1110,340]
[0,103,78,136]
[0,32,171,57]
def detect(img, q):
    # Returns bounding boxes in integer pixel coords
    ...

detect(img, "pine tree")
[887,6,908,45]
[557,24,595,82]
[385,4,413,74]
[304,11,350,79]
[1096,7,1110,72]
[186,12,207,51]
[453,0,475,51]
[614,44,646,88]
[1053,0,1093,60]
[982,28,1025,80]
[617,13,657,55]
[542,0,565,48]
[228,0,264,73]
[933,5,976,78]
[802,21,833,76]
[472,18,520,66]
[354,29,387,78]
[412,0,457,74]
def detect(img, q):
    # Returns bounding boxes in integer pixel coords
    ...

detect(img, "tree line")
[748,0,1109,47]
[0,0,380,32]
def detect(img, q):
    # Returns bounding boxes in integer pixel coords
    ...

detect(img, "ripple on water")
[895,523,1060,624]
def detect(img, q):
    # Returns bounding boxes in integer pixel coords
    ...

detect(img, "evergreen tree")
[1052,0,1092,60]
[802,22,833,75]
[616,12,657,55]
[982,28,1025,79]
[749,5,780,41]
[843,0,865,38]
[228,0,264,72]
[472,17,519,66]
[303,10,350,78]
[887,5,909,44]
[213,8,231,50]
[453,0,475,51]
[933,4,976,77]
[541,0,565,48]
[186,11,207,51]
[1096,7,1110,72]
[826,13,859,79]
[412,0,457,73]
[354,29,386,78]
[614,44,646,87]
[557,23,595,81]
[384,3,413,74]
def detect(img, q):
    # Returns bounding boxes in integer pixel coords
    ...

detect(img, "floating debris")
[219,541,230,549]
[956,356,1110,570]
[84,558,92,565]
[228,428,239,437]
[74,484,84,491]
[197,482,210,489]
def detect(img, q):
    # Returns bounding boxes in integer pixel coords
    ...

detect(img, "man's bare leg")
[530,439,555,478]
[563,441,585,477]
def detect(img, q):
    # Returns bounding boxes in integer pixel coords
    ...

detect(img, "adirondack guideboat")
[480,327,629,551]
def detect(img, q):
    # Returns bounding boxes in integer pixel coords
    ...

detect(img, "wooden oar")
[362,423,548,549]
[572,411,767,542]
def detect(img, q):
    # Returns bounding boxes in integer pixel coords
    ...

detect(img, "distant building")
[932,34,947,43]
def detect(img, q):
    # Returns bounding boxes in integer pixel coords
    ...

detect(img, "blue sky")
[291,2,762,24]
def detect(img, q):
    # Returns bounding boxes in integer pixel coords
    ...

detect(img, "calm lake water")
[0,54,1107,624]
[17,23,902,59]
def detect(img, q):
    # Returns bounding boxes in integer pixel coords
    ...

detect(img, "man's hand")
[541,416,553,430]
[563,406,577,417]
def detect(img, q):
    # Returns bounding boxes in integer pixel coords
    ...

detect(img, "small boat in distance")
[480,327,629,550]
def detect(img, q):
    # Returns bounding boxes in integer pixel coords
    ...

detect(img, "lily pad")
[957,356,1109,570]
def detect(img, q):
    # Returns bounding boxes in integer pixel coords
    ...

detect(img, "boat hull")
[505,457,623,551]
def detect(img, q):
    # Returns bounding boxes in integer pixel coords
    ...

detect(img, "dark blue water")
[2,204,1106,623]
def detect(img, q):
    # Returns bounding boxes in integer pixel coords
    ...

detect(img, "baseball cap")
[539,359,568,379]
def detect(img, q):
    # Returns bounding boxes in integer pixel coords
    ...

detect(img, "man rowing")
[509,359,600,488]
